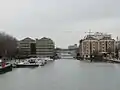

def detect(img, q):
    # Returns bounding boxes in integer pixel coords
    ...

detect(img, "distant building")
[36,37,55,57]
[81,37,98,58]
[115,37,120,59]
[68,44,77,50]
[79,32,115,58]
[99,37,115,54]
[68,44,78,57]
[85,32,112,40]
[118,50,120,59]
[115,40,120,50]
[18,37,36,56]
[18,37,55,57]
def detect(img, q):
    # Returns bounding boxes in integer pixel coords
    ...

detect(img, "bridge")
[56,49,75,59]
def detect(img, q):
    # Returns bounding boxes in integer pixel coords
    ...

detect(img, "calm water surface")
[0,59,120,90]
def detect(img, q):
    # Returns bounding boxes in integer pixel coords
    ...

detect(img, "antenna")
[85,29,94,37]
[85,29,93,35]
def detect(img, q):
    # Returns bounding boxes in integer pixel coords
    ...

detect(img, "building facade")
[79,33,115,58]
[36,37,55,57]
[18,37,55,57]
[99,37,115,53]
[18,37,36,56]
[81,37,99,58]
[68,44,78,57]
[68,44,77,50]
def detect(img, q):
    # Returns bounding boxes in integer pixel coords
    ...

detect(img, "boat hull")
[16,64,39,68]
[0,64,12,74]
[40,64,45,66]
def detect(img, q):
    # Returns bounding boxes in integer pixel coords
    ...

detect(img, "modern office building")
[18,37,55,57]
[36,37,55,57]
[18,37,36,56]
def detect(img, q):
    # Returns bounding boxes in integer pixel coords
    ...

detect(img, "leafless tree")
[0,32,17,58]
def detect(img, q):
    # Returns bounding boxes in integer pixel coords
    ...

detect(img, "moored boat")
[16,58,39,68]
[0,60,12,74]
[16,62,39,68]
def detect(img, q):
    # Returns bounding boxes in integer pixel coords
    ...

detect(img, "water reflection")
[0,60,120,90]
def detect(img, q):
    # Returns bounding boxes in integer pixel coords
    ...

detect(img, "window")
[102,50,105,52]
[86,46,88,49]
[93,50,95,53]
[93,46,95,48]
[87,50,89,53]
[102,46,105,52]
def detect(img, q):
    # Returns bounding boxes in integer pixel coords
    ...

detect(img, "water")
[0,59,120,90]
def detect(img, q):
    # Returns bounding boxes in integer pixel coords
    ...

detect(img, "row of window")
[36,42,54,45]
[19,44,29,47]
[84,50,114,53]
[36,46,54,48]
[36,50,54,52]
[84,47,113,53]
[84,44,113,47]
[20,46,54,48]
[36,51,53,53]
[20,51,54,54]
[83,45,113,50]
[36,45,54,47]
[20,48,54,50]
[20,45,54,47]
[19,43,54,46]
[36,48,54,50]
[36,52,53,54]
[20,49,30,51]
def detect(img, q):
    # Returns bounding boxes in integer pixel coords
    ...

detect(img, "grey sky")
[0,0,120,48]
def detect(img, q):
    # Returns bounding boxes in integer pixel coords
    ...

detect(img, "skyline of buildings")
[17,31,120,58]
[17,34,120,49]
[18,37,55,57]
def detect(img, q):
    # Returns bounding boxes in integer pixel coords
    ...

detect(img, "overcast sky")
[0,0,120,48]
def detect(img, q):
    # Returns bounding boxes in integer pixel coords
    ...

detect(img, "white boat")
[16,58,40,68]
[35,57,47,66]
[41,57,53,61]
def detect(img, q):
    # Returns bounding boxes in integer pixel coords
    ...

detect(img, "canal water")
[0,59,120,90]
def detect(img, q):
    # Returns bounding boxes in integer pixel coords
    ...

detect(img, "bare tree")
[0,32,17,58]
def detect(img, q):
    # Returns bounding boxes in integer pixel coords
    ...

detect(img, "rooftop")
[84,32,112,40]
